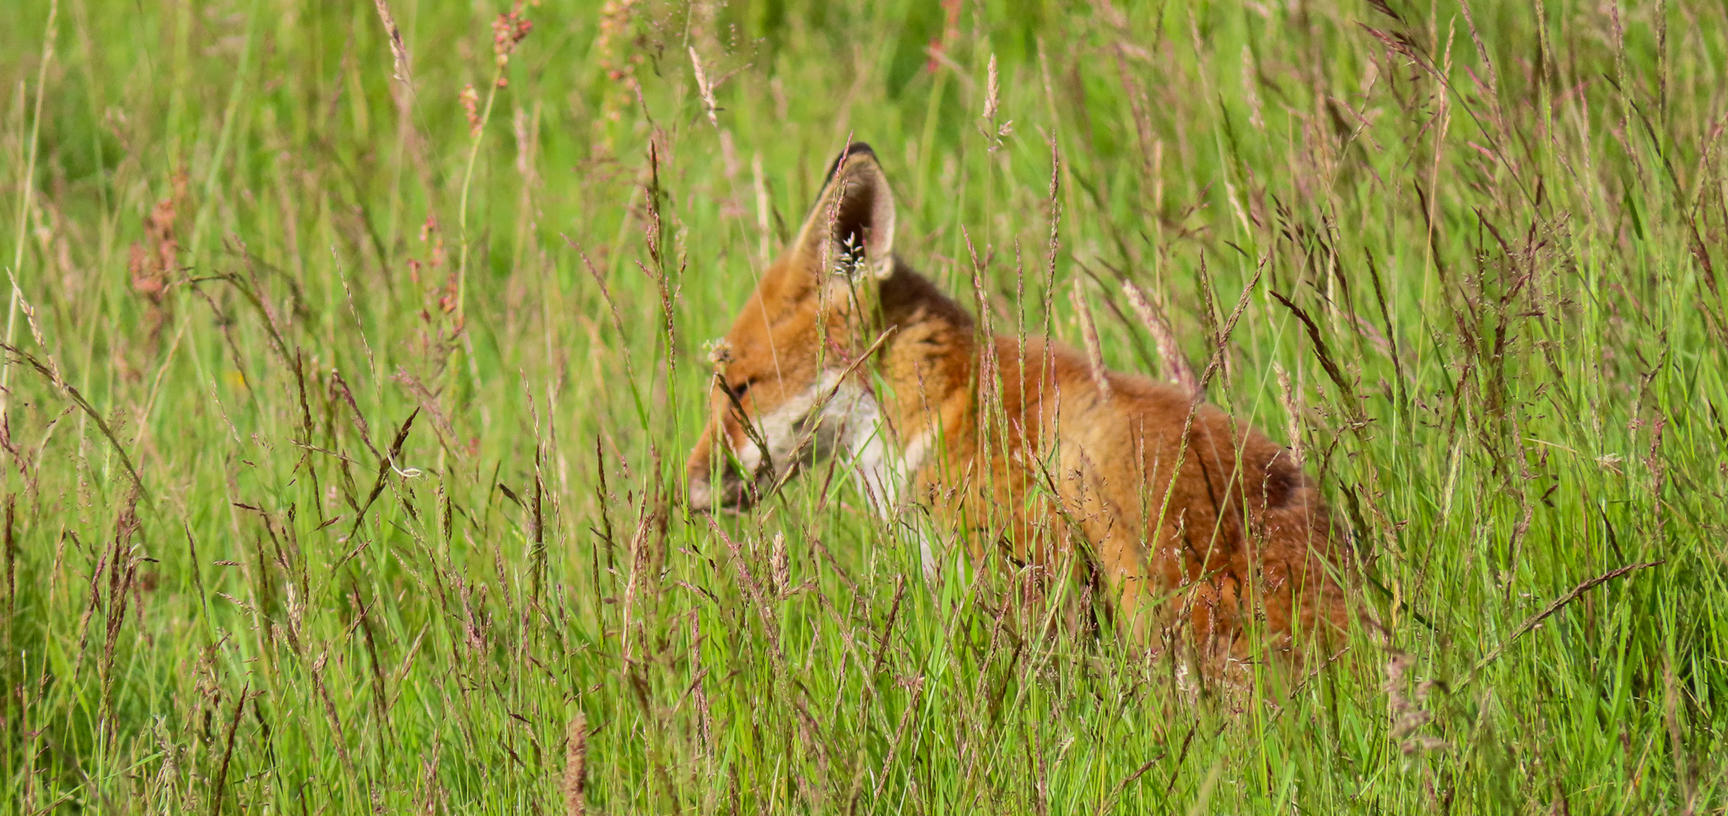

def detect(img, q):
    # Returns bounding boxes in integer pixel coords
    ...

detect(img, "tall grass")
[2,0,1724,812]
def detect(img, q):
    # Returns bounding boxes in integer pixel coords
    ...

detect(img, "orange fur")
[688,143,1352,662]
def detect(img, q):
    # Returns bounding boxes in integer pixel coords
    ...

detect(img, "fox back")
[687,143,1352,662]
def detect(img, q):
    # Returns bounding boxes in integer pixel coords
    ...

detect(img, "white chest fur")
[812,371,936,577]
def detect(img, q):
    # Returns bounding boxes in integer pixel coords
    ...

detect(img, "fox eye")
[722,376,753,401]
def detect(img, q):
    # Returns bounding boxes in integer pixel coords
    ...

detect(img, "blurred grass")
[2,0,1725,812]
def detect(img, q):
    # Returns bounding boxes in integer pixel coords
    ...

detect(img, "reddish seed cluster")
[492,1,533,87]
[924,0,963,74]
[408,214,447,287]
[594,0,643,125]
[128,172,188,303]
[406,214,460,326]
[460,83,481,135]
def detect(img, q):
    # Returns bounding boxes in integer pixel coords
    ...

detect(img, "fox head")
[687,143,900,511]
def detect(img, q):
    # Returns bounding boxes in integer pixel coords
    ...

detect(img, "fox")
[687,143,1353,663]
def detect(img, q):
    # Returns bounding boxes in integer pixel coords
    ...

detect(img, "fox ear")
[792,142,896,282]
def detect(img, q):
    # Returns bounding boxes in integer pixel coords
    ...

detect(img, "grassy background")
[3,0,1726,812]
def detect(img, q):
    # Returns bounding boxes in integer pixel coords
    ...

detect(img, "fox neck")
[828,259,977,511]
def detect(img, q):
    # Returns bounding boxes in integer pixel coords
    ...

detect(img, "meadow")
[2,0,1725,812]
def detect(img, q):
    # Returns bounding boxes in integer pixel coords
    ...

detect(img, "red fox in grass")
[688,143,1353,662]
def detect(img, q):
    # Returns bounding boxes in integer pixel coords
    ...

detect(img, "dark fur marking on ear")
[822,142,876,185]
